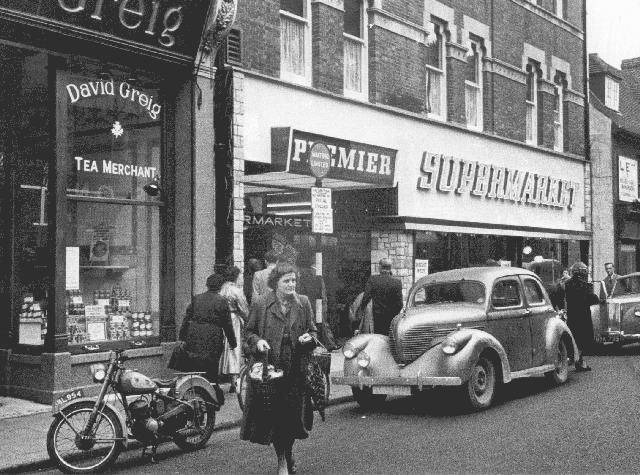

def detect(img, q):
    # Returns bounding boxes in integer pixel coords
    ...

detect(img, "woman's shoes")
[575,363,592,372]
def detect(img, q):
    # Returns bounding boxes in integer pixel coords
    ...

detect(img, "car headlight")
[356,351,371,368]
[343,342,357,359]
[440,332,472,356]
[90,363,106,383]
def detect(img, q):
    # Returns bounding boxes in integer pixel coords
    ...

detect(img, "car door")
[521,276,555,367]
[486,277,531,371]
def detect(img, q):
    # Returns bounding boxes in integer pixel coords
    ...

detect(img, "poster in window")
[618,156,638,202]
[66,247,80,290]
[414,259,429,281]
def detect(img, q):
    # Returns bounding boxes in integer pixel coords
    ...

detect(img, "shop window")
[280,0,311,85]
[525,61,539,145]
[425,20,446,120]
[605,75,620,111]
[343,0,368,100]
[59,64,162,350]
[465,39,483,131]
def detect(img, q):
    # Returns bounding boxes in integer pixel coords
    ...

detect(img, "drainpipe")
[582,0,593,277]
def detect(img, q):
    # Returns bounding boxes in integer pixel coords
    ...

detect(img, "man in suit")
[603,262,619,295]
[359,258,404,335]
[252,250,281,301]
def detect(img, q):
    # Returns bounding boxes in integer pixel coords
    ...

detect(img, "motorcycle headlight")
[356,351,371,368]
[90,363,106,383]
[343,342,357,359]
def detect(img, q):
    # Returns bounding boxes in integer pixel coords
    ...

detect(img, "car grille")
[391,323,456,364]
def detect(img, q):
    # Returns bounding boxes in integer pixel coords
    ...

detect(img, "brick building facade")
[216,0,591,336]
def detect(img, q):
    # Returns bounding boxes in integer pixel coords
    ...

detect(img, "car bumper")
[597,330,640,343]
[332,372,462,389]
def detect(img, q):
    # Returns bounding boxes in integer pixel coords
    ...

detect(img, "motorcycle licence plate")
[52,389,84,412]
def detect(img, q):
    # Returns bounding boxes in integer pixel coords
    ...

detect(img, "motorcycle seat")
[152,377,179,388]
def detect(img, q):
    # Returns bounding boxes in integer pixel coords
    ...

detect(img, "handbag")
[246,350,280,417]
[168,344,192,371]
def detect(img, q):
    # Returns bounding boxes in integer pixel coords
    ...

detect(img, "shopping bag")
[168,344,192,371]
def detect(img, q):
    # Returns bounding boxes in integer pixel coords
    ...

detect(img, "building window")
[465,40,483,131]
[554,72,566,152]
[555,0,565,19]
[60,62,162,350]
[343,0,368,100]
[425,21,446,120]
[525,62,538,145]
[605,75,620,111]
[280,0,311,85]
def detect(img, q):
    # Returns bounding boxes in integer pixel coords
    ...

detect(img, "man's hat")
[379,258,392,270]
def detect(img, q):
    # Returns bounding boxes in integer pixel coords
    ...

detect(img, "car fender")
[175,374,222,408]
[399,328,511,384]
[342,334,399,378]
[545,317,578,363]
[53,398,128,445]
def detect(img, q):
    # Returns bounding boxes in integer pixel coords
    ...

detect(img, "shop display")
[18,293,47,345]
[66,286,156,343]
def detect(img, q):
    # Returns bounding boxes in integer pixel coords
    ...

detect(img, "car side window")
[491,279,522,308]
[522,278,545,306]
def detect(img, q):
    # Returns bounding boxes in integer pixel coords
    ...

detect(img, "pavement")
[0,349,349,473]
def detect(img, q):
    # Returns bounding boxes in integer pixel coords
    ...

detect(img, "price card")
[84,305,106,318]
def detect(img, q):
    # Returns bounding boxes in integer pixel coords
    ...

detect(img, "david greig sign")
[271,128,397,186]
[0,0,210,59]
[417,152,579,210]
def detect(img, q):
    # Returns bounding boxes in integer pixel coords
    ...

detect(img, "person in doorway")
[244,257,263,305]
[564,261,600,372]
[219,265,249,393]
[178,274,237,383]
[252,250,281,301]
[359,258,404,335]
[603,262,619,296]
[241,261,318,475]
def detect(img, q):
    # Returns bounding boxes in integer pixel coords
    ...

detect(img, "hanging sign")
[619,156,638,203]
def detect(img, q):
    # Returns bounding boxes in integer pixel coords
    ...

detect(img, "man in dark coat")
[179,274,237,382]
[564,262,600,372]
[359,258,404,335]
[603,262,619,296]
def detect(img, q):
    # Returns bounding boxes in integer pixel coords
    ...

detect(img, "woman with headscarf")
[240,261,318,475]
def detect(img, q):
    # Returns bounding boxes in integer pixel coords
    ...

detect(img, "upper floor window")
[554,72,566,152]
[525,61,539,145]
[343,0,368,100]
[465,40,483,131]
[605,75,620,111]
[425,20,446,120]
[554,0,565,19]
[280,0,311,85]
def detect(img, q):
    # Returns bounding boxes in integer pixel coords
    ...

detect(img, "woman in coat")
[240,261,317,475]
[178,274,237,382]
[219,265,249,393]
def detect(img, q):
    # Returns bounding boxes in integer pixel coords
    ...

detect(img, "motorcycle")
[47,348,223,473]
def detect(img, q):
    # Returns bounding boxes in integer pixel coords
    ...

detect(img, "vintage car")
[333,267,578,411]
[591,272,640,346]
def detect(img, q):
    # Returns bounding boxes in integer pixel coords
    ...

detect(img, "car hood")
[401,303,487,327]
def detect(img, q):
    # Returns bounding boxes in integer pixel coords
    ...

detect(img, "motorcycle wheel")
[46,401,123,473]
[173,386,217,451]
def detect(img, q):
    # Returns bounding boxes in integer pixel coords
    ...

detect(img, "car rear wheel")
[464,355,496,410]
[545,339,569,385]
[352,386,386,409]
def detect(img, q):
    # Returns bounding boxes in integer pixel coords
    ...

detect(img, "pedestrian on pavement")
[359,258,403,335]
[252,250,281,301]
[564,261,600,372]
[241,261,318,475]
[244,257,263,305]
[549,268,571,311]
[603,262,619,296]
[178,274,237,383]
[219,265,249,393]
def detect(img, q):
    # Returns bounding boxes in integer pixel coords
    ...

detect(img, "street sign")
[309,143,331,178]
[312,208,333,234]
[311,187,332,209]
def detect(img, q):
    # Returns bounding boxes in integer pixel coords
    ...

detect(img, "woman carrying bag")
[240,261,318,475]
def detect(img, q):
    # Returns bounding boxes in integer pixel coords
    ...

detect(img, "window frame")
[343,0,368,101]
[553,74,565,152]
[604,75,620,111]
[425,21,446,121]
[490,278,523,310]
[525,62,538,146]
[522,277,546,307]
[465,40,483,132]
[554,0,565,19]
[279,0,312,86]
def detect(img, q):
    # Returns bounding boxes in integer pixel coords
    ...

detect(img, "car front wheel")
[464,355,496,410]
[545,338,569,385]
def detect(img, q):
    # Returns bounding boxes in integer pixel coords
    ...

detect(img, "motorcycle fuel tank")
[119,370,158,395]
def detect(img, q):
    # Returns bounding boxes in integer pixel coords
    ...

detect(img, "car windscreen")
[412,280,486,307]
[612,276,640,297]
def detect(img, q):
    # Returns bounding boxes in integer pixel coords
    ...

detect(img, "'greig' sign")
[271,128,397,186]
[0,0,210,59]
[417,152,579,210]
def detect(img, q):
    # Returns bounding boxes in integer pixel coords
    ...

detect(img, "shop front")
[238,74,590,337]
[0,0,220,402]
